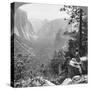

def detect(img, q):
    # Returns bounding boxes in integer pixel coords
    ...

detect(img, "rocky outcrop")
[61,75,88,85]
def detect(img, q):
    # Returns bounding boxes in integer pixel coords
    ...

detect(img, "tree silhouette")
[60,5,88,57]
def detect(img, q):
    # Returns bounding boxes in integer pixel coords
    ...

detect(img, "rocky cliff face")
[14,9,35,41]
[13,8,72,64]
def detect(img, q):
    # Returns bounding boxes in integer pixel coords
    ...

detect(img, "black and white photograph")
[11,2,88,87]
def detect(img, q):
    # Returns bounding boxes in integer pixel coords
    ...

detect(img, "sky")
[19,3,69,21]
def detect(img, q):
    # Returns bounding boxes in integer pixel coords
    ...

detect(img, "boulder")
[61,78,72,85]
[72,75,88,84]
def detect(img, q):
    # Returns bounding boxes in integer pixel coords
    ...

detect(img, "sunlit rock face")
[14,9,36,41]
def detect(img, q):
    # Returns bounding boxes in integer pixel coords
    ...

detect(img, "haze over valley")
[14,5,71,64]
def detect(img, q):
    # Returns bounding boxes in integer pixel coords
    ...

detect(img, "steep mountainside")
[13,8,71,64]
[14,9,35,41]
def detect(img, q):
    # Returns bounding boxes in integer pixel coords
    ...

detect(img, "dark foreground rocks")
[14,75,87,87]
[14,76,55,87]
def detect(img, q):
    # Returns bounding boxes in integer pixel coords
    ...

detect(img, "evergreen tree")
[60,5,88,58]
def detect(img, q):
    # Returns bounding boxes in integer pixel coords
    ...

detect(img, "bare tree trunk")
[79,9,83,57]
